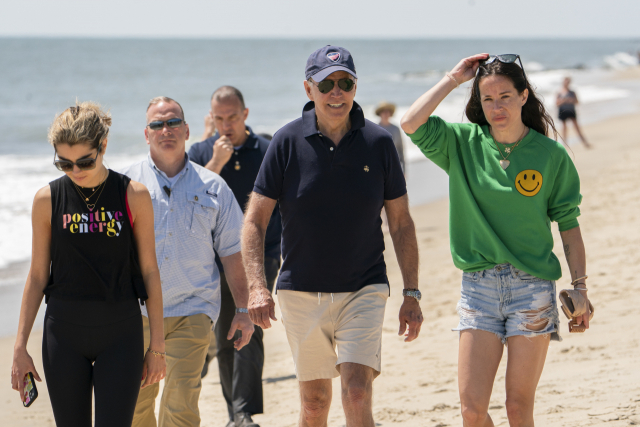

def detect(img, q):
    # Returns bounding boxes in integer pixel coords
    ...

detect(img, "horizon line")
[1,35,639,41]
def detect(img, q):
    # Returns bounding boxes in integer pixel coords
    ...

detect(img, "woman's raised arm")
[401,53,489,134]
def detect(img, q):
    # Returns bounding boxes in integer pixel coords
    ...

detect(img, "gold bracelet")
[571,275,588,286]
[147,348,166,358]
[445,72,460,88]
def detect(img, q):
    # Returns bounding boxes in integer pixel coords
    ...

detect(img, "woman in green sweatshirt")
[401,54,591,427]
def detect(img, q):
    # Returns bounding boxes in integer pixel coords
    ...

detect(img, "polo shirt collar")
[302,101,365,138]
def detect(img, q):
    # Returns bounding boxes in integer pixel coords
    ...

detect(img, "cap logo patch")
[327,52,341,62]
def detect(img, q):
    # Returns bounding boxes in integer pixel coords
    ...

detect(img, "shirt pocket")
[187,191,219,242]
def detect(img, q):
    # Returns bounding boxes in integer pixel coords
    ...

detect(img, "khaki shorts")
[278,283,388,382]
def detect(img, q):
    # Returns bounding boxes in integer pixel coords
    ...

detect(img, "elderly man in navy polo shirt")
[189,86,282,427]
[243,45,424,427]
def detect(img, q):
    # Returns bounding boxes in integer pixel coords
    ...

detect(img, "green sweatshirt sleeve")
[406,116,458,173]
[548,145,582,231]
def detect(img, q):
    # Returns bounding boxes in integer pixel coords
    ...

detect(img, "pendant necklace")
[71,170,109,211]
[492,126,528,170]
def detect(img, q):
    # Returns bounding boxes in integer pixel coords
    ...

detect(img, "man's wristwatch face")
[402,289,421,301]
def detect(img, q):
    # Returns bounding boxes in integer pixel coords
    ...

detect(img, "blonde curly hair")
[48,101,111,150]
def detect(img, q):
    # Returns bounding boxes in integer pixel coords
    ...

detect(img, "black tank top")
[45,170,148,303]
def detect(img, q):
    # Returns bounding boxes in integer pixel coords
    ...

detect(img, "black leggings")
[42,297,144,427]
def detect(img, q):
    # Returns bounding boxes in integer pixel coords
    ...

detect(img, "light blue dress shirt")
[121,154,244,323]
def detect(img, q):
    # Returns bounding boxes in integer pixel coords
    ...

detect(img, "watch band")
[235,308,249,314]
[402,289,422,301]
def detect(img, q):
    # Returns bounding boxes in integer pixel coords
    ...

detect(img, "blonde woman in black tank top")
[11,102,166,426]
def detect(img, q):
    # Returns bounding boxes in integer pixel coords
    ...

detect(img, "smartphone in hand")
[23,372,38,407]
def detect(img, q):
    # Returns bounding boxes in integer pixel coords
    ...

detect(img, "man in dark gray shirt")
[376,101,405,173]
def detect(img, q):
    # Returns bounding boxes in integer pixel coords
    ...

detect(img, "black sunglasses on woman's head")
[480,54,527,81]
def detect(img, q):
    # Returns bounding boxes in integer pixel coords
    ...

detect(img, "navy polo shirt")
[253,101,407,293]
[188,127,282,264]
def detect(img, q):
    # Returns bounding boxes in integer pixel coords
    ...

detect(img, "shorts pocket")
[462,271,479,282]
[514,268,543,282]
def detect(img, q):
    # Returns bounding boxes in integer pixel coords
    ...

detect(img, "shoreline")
[2,110,640,425]
[2,65,639,277]
[0,260,30,283]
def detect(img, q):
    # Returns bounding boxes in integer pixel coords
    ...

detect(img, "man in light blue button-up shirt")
[121,96,254,427]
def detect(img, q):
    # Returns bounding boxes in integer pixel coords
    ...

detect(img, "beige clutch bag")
[559,290,594,333]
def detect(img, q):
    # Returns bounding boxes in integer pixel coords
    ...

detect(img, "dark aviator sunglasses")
[480,54,527,80]
[147,118,185,131]
[310,78,356,94]
[53,144,102,172]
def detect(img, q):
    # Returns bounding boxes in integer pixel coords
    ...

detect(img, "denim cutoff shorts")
[453,263,561,344]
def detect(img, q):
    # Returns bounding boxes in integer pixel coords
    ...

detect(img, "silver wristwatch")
[235,308,249,314]
[402,289,422,301]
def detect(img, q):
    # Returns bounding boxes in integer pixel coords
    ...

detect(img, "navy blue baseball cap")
[305,45,357,82]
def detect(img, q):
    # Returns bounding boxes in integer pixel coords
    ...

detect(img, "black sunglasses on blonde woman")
[53,144,102,172]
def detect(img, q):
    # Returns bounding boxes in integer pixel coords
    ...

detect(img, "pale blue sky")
[2,0,639,38]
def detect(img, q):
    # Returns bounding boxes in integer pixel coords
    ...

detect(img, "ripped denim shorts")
[453,263,561,344]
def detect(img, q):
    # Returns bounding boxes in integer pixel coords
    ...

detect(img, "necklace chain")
[70,169,109,211]
[492,126,528,161]
[71,177,104,201]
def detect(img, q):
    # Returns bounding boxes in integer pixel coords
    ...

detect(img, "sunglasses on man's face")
[310,78,356,94]
[481,54,527,80]
[147,118,184,131]
[53,144,102,172]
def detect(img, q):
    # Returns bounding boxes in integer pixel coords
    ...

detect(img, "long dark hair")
[465,61,558,140]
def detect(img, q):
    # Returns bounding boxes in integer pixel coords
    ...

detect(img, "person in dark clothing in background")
[189,86,281,427]
[556,76,591,148]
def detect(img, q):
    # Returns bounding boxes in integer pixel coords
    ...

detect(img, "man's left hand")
[398,297,423,342]
[227,313,255,350]
[248,284,277,329]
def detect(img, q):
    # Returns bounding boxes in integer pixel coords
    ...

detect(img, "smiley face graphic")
[515,169,543,197]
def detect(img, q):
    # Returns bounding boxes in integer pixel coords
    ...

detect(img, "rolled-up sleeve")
[212,184,244,257]
[548,148,582,231]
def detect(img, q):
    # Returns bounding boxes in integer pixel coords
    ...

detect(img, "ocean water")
[1,37,640,335]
